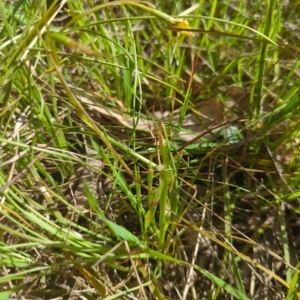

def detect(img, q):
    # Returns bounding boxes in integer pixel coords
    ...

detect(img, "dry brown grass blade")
[63,251,107,296]
[76,93,153,131]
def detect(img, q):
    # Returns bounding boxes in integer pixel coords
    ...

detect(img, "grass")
[1,0,300,299]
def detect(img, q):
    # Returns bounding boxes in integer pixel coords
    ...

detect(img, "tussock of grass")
[1,0,300,299]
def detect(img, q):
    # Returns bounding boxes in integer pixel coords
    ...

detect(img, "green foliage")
[0,0,300,299]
